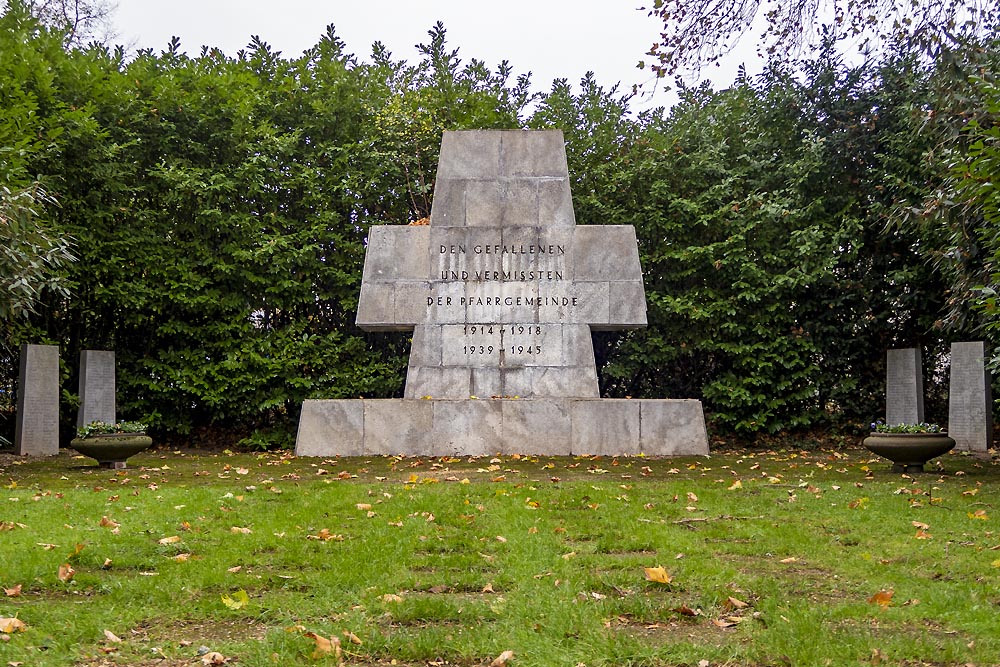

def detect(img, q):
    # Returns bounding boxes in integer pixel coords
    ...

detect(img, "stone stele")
[77,349,116,428]
[948,341,993,456]
[886,347,924,426]
[15,343,60,456]
[296,129,709,456]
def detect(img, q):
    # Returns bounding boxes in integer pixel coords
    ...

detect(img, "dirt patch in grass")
[609,614,744,647]
[135,617,270,646]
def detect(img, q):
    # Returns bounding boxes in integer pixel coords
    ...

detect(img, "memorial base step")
[295,398,709,457]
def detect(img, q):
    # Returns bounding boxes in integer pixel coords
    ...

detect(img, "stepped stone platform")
[295,130,709,458]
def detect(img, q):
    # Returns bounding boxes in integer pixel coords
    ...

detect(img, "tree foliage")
[641,0,996,78]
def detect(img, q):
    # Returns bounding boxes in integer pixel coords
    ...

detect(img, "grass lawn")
[1,443,998,667]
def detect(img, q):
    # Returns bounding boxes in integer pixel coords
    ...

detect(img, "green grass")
[1,445,998,666]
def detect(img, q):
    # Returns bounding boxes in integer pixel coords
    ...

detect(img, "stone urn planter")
[863,430,956,473]
[70,421,152,469]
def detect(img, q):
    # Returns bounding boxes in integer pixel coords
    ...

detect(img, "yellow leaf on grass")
[57,563,75,582]
[991,559,1000,568]
[4,584,22,597]
[490,650,515,667]
[343,630,362,645]
[643,566,673,584]
[728,480,743,490]
[0,617,27,633]
[220,589,249,610]
[914,529,932,539]
[158,535,182,545]
[356,503,372,511]
[968,509,989,520]
[230,526,252,534]
[304,632,342,662]
[868,589,894,607]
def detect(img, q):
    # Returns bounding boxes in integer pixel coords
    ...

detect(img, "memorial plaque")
[886,348,924,425]
[77,350,116,428]
[15,344,60,456]
[297,130,708,457]
[948,341,993,455]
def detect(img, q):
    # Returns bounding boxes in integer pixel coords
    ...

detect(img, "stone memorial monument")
[948,341,993,455]
[886,348,924,425]
[296,130,709,457]
[77,350,116,428]
[15,344,60,456]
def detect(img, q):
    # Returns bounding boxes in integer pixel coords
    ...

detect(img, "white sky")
[109,1,767,113]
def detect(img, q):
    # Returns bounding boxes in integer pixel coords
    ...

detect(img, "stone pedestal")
[15,344,60,457]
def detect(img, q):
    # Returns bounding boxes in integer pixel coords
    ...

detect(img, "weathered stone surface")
[948,341,993,455]
[15,344,60,457]
[500,399,572,455]
[886,348,924,425]
[431,400,502,457]
[296,400,364,457]
[364,400,433,455]
[296,130,708,458]
[570,400,641,456]
[77,350,116,428]
[639,400,710,456]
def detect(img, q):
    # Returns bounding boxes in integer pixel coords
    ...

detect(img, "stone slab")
[296,400,364,457]
[886,348,924,425]
[948,341,993,455]
[15,344,60,457]
[77,350,116,428]
[639,400,710,455]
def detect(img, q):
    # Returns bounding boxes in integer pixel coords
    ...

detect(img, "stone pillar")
[15,344,60,456]
[886,348,924,425]
[77,350,116,428]
[948,341,993,455]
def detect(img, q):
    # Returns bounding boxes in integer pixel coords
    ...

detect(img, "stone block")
[607,281,648,329]
[886,348,924,425]
[364,400,433,455]
[437,131,501,180]
[355,283,397,331]
[15,344,60,457]
[501,399,572,455]
[570,400,640,455]
[471,368,502,398]
[77,350,116,428]
[428,179,466,227]
[465,180,503,227]
[408,325,443,368]
[538,179,576,227]
[948,341,993,455]
[573,226,643,281]
[362,225,430,282]
[432,400,501,456]
[500,180,540,227]
[295,400,364,457]
[404,366,472,400]
[502,130,568,177]
[639,400,710,455]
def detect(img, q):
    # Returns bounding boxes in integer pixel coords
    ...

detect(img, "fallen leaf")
[490,650,515,667]
[482,583,495,593]
[381,593,403,603]
[103,629,122,643]
[202,651,227,665]
[57,563,75,582]
[342,630,362,645]
[868,589,894,607]
[227,565,242,573]
[307,529,344,542]
[643,566,672,584]
[914,529,932,540]
[686,492,698,503]
[728,480,743,490]
[99,516,120,529]
[158,535,181,545]
[304,632,342,662]
[220,589,249,610]
[3,585,22,598]
[968,510,989,520]
[356,503,372,511]
[779,557,798,564]
[562,551,576,560]
[911,521,930,530]
[0,617,27,633]
[173,553,192,562]
[724,596,749,610]
[230,526,252,534]
[673,605,699,616]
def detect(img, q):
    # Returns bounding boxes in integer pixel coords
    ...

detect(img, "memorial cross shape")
[356,130,647,399]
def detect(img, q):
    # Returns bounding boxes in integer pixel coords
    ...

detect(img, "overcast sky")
[110,1,766,113]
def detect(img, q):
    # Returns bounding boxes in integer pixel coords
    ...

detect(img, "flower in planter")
[869,420,943,434]
[76,420,149,439]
